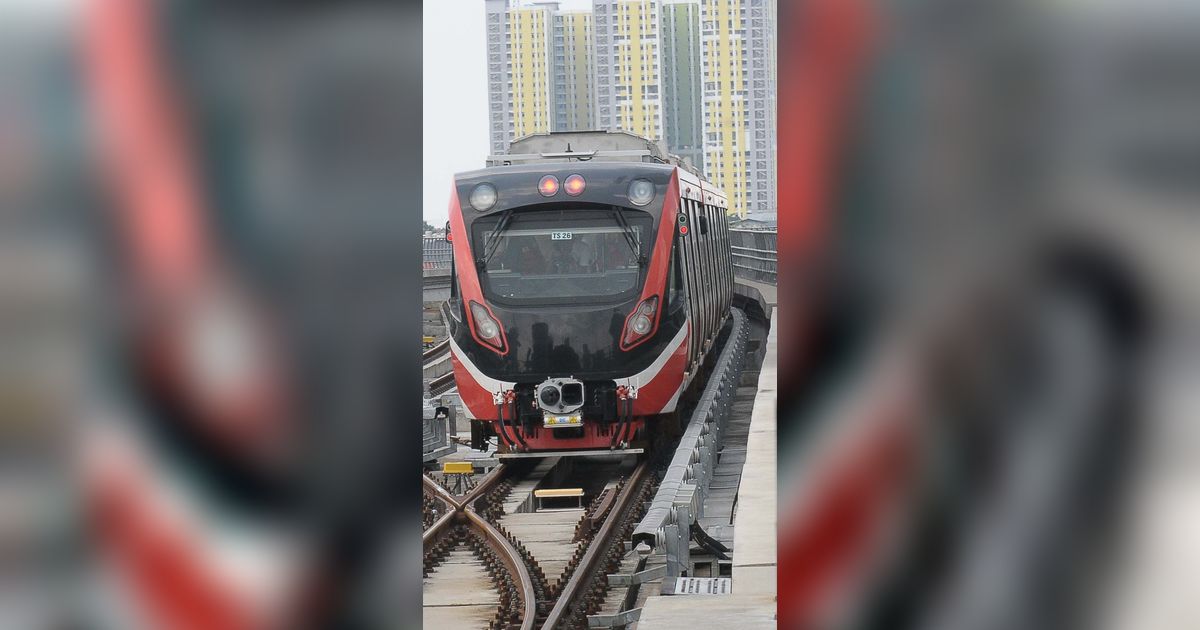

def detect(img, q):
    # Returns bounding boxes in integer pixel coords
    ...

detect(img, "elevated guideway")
[636,297,777,628]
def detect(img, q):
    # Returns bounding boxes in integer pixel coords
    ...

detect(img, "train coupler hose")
[494,389,526,452]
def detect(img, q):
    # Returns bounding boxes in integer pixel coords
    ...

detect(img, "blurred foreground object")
[777,0,1198,628]
[4,0,423,627]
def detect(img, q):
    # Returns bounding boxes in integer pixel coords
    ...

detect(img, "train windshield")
[475,210,651,303]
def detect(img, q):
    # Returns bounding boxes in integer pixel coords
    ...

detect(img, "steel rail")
[460,464,509,508]
[576,486,617,542]
[463,507,538,630]
[423,464,536,630]
[421,475,462,547]
[422,474,463,509]
[420,463,507,540]
[421,509,457,547]
[429,372,456,395]
[422,339,449,364]
[541,459,650,630]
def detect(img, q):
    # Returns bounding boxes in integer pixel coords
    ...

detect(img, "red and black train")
[444,154,734,454]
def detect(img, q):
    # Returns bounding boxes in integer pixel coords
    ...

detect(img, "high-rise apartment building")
[554,10,594,131]
[661,1,704,172]
[485,1,557,154]
[701,0,741,215]
[699,0,776,217]
[743,0,776,218]
[487,1,596,154]
[592,0,664,144]
[485,0,775,218]
[510,4,557,140]
[485,0,515,155]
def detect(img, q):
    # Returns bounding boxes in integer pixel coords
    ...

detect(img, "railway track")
[423,339,449,363]
[424,465,539,630]
[423,308,757,627]
[423,338,458,396]
[422,459,655,629]
[429,371,456,396]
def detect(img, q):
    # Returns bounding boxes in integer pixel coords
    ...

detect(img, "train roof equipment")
[487,130,703,178]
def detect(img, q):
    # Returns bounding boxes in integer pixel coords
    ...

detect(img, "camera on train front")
[536,377,585,413]
[539,385,560,407]
[561,382,583,406]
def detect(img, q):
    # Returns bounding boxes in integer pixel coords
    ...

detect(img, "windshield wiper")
[478,207,517,269]
[611,208,646,266]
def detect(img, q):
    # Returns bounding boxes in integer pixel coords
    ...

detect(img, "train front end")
[443,162,687,454]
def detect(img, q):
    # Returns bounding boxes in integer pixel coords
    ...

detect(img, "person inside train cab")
[602,233,634,270]
[550,239,576,274]
[571,236,596,271]
[513,241,546,275]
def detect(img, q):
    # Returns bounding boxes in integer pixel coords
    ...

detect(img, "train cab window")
[474,209,652,303]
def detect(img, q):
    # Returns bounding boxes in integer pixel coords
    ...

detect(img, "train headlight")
[469,301,506,352]
[627,178,655,206]
[620,295,659,350]
[630,314,652,335]
[469,183,497,211]
[564,174,586,196]
[184,291,261,401]
[538,175,560,197]
[477,318,499,340]
[173,284,289,462]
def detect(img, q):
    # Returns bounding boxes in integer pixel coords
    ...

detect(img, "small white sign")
[551,231,573,240]
[673,577,732,595]
[543,413,582,428]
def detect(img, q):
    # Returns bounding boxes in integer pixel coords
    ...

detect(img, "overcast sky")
[422,0,486,225]
[422,0,592,224]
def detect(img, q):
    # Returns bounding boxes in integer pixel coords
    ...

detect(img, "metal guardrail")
[728,229,776,284]
[422,399,455,462]
[632,308,749,589]
[423,236,452,270]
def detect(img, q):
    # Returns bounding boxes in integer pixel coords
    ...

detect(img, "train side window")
[681,198,701,363]
[668,243,684,307]
[447,272,463,322]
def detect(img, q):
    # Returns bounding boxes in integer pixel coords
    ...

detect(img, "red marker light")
[538,175,560,197]
[679,225,689,235]
[564,174,586,196]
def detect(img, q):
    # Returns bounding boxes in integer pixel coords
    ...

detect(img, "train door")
[709,203,721,331]
[701,201,716,346]
[679,197,701,368]
[698,202,714,348]
[721,204,732,313]
[695,198,712,362]
[708,204,718,331]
